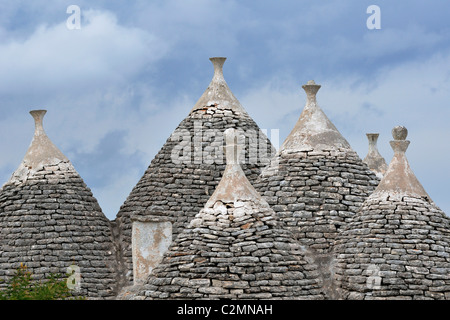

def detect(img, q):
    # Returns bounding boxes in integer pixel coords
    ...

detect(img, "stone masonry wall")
[113,107,275,287]
[254,149,380,253]
[135,200,324,300]
[333,195,450,300]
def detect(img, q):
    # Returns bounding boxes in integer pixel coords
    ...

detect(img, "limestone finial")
[190,57,247,114]
[280,80,352,153]
[30,110,47,136]
[390,126,410,154]
[7,109,69,184]
[210,57,226,81]
[392,126,408,140]
[302,80,321,104]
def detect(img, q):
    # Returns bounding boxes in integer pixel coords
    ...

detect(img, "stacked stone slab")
[0,110,119,298]
[254,80,379,251]
[363,133,388,179]
[113,57,275,288]
[128,128,324,300]
[334,126,450,300]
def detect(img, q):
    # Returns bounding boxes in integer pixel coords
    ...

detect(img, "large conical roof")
[334,126,450,300]
[254,80,379,253]
[113,57,275,288]
[0,110,119,299]
[127,128,324,300]
[281,80,352,153]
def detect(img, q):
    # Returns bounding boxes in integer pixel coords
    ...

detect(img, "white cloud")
[0,9,168,95]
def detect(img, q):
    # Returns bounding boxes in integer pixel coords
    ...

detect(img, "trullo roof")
[0,110,118,298]
[131,128,324,300]
[334,126,450,300]
[113,57,275,288]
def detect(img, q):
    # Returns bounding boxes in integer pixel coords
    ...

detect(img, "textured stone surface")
[121,128,324,300]
[136,200,324,300]
[334,126,450,300]
[333,196,450,300]
[254,82,379,255]
[113,58,275,288]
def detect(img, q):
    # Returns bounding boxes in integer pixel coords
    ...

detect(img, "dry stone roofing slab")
[334,126,450,300]
[0,110,119,299]
[253,80,380,253]
[363,133,388,179]
[113,57,275,288]
[130,128,324,300]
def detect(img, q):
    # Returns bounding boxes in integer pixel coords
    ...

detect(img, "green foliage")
[0,264,85,300]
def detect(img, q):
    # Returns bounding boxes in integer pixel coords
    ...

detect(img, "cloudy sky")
[0,0,449,220]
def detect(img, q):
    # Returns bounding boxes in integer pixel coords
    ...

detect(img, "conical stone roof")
[130,128,324,300]
[113,58,275,287]
[254,80,380,253]
[334,126,450,300]
[0,110,119,299]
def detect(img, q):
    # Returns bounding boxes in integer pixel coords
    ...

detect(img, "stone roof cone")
[334,126,450,300]
[0,110,119,299]
[369,126,429,201]
[113,57,275,288]
[254,80,379,251]
[363,133,388,178]
[253,81,379,298]
[190,57,247,114]
[281,80,352,152]
[128,128,324,300]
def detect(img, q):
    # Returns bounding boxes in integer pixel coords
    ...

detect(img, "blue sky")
[0,0,449,219]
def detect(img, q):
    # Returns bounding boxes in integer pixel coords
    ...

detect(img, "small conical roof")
[7,110,69,185]
[369,126,429,201]
[130,128,324,300]
[113,57,275,288]
[281,80,351,153]
[254,80,379,255]
[363,133,388,179]
[190,57,247,114]
[0,110,119,298]
[334,126,450,300]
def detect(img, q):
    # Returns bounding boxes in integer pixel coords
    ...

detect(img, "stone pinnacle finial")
[390,126,410,154]
[7,109,69,184]
[30,110,47,136]
[392,126,408,140]
[210,57,226,80]
[302,80,321,104]
[190,57,247,114]
[369,125,430,202]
